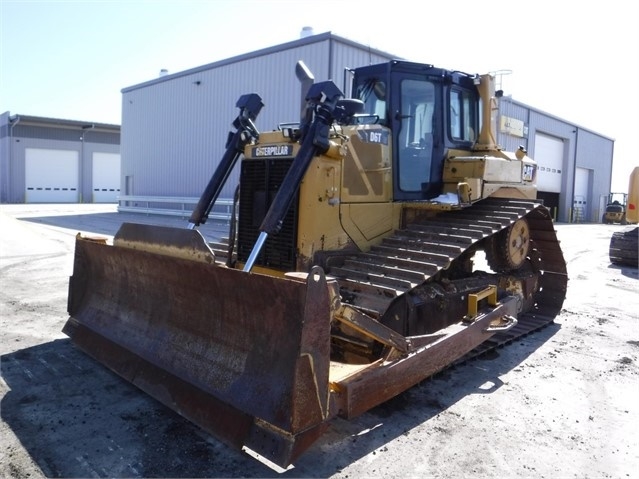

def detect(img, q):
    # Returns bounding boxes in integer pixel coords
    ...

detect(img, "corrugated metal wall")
[574,128,614,220]
[495,98,529,153]
[328,38,398,92]
[7,125,119,144]
[119,32,614,223]
[0,112,11,202]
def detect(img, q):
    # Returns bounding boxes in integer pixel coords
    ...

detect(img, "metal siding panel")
[575,129,614,221]
[122,82,197,197]
[0,114,8,202]
[329,42,396,92]
[119,37,399,201]
[576,129,614,171]
[121,41,332,199]
[497,100,530,153]
[10,125,119,145]
[15,125,79,142]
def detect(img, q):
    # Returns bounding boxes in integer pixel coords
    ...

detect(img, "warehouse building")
[117,30,614,223]
[0,112,120,203]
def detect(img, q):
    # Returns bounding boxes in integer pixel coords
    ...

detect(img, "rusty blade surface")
[63,225,333,468]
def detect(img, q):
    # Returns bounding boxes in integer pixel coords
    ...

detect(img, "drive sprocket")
[486,218,530,272]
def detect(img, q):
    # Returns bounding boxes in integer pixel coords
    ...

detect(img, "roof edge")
[121,31,401,94]
[2,112,120,131]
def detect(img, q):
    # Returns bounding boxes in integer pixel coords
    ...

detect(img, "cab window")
[357,80,387,124]
[449,89,476,142]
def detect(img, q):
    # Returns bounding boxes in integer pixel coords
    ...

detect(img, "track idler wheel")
[486,218,530,272]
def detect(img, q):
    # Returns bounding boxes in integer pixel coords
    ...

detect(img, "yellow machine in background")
[603,192,628,224]
[63,60,567,469]
[609,166,639,266]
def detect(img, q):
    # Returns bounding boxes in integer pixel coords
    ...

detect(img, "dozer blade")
[63,223,333,468]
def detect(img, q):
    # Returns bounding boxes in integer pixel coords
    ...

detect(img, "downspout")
[80,124,95,203]
[8,114,20,203]
[328,34,334,85]
[571,127,579,222]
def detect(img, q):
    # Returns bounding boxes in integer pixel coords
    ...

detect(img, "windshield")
[356,79,387,123]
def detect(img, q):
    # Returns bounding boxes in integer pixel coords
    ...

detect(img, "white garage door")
[92,152,121,202]
[25,148,79,203]
[573,167,590,221]
[534,133,564,193]
[574,168,590,201]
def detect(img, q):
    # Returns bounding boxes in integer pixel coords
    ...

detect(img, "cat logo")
[252,145,293,157]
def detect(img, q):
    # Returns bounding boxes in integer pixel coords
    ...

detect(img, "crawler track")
[609,227,639,267]
[328,198,568,359]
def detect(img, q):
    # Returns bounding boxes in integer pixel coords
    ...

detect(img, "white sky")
[1,0,637,191]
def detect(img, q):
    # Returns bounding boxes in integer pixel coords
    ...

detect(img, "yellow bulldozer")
[63,60,568,469]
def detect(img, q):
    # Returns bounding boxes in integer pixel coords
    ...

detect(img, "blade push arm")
[188,93,264,228]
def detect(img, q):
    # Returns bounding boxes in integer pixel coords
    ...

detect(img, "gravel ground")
[1,204,637,479]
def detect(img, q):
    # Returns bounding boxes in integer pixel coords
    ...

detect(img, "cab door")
[390,73,445,200]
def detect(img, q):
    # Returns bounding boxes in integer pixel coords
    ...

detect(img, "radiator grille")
[237,158,298,270]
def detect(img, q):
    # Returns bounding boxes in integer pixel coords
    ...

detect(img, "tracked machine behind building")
[63,60,568,469]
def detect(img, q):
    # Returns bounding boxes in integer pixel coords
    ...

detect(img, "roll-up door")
[534,133,564,193]
[573,167,590,222]
[92,152,121,202]
[25,148,79,203]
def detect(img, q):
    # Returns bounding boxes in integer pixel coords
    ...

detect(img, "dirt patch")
[1,206,638,478]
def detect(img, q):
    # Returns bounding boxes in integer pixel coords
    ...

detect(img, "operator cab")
[352,60,479,201]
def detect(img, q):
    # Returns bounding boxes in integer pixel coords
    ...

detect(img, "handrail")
[117,195,233,221]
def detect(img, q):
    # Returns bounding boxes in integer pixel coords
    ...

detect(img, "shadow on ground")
[1,322,560,478]
[19,211,227,243]
[607,263,639,279]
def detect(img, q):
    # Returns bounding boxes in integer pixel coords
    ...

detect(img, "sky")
[1,0,637,191]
